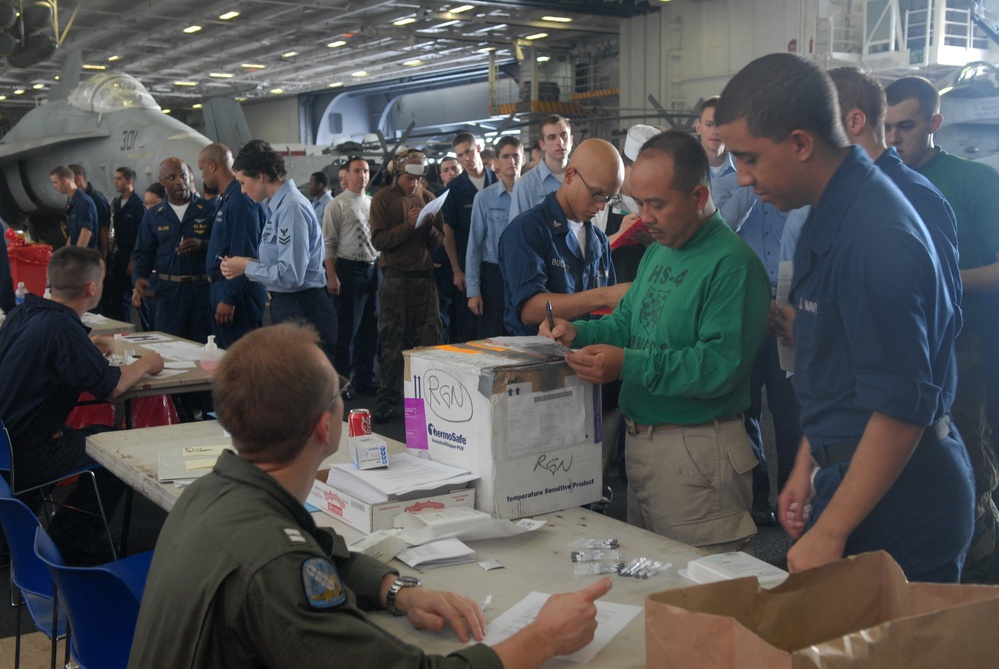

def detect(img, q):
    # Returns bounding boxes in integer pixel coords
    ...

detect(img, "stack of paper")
[157,445,230,483]
[685,552,789,589]
[395,538,476,570]
[328,452,477,504]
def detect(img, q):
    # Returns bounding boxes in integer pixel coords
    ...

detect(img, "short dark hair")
[452,132,476,150]
[310,171,329,188]
[344,156,368,172]
[233,139,286,182]
[538,114,570,136]
[68,163,87,179]
[145,182,166,199]
[828,67,886,144]
[699,96,720,115]
[116,166,136,182]
[50,165,73,180]
[638,130,711,194]
[480,147,496,159]
[202,182,219,196]
[884,75,940,119]
[495,135,523,153]
[715,53,848,148]
[48,246,103,299]
[214,323,336,465]
[440,156,459,166]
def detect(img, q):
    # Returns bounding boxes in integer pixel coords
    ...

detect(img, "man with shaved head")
[132,157,214,347]
[541,131,770,553]
[199,143,267,347]
[499,137,628,336]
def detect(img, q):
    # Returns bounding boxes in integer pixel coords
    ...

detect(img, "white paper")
[506,383,586,455]
[163,361,197,369]
[415,190,448,229]
[348,530,407,562]
[487,335,570,358]
[395,537,475,569]
[329,452,476,503]
[145,341,205,362]
[120,332,173,343]
[81,312,115,325]
[143,368,187,380]
[479,591,641,663]
[395,507,546,545]
[775,260,796,374]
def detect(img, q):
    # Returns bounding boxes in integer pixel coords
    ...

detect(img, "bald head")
[198,143,235,190]
[159,157,191,204]
[556,138,624,223]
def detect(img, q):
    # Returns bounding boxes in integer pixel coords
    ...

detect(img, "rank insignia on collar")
[301,557,346,609]
[552,219,562,228]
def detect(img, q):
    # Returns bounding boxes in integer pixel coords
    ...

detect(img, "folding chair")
[0,418,117,561]
[34,527,153,669]
[0,476,68,669]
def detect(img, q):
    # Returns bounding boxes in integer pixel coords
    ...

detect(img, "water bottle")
[14,281,26,306]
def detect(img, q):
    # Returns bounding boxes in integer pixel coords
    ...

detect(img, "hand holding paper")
[415,190,449,229]
[394,586,487,643]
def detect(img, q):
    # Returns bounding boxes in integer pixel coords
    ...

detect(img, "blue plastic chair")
[0,476,68,669]
[0,417,117,560]
[34,527,153,669]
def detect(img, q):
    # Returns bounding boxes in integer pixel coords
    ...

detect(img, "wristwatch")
[385,575,422,616]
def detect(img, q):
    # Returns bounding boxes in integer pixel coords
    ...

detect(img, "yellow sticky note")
[183,445,227,457]
[185,457,217,471]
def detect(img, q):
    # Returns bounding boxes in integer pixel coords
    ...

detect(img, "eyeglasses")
[324,374,351,414]
[574,170,622,205]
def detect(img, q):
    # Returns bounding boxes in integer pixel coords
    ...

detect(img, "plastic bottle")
[199,335,224,374]
[14,281,26,306]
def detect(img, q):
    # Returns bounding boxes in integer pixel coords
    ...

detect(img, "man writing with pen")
[498,137,630,494]
[540,130,769,553]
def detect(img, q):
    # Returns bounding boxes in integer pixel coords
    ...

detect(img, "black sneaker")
[372,405,397,423]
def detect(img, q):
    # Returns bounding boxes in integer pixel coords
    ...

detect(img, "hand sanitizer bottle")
[199,335,224,373]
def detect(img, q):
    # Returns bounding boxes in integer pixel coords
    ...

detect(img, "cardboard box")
[308,468,475,534]
[646,551,999,669]
[403,339,602,518]
[348,435,388,470]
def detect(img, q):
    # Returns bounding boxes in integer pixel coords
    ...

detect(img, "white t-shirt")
[568,220,586,259]
[469,173,486,191]
[168,201,190,222]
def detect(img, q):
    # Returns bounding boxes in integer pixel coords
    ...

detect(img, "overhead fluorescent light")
[235,96,247,101]
[108,55,121,62]
[536,55,550,62]
[477,47,495,53]
[329,82,343,88]
[525,32,548,40]
[352,71,368,78]
[240,63,266,69]
[82,64,107,70]
[192,103,203,109]
[404,59,422,66]
[13,89,23,94]
[219,11,240,20]
[162,109,172,114]
[282,51,298,58]
[209,72,234,78]
[451,4,474,12]
[542,16,572,23]
[183,25,202,34]
[327,40,347,48]
[173,81,199,86]
[392,17,415,26]
[32,83,44,89]
[0,96,6,100]
[434,20,459,29]
[270,88,284,94]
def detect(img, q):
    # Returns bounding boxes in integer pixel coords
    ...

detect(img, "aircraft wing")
[0,130,111,163]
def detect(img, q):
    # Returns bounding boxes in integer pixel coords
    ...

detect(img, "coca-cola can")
[349,409,372,437]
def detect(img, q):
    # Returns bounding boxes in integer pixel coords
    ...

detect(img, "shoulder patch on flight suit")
[301,557,346,609]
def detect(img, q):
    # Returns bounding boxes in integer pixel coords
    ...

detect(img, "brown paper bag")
[646,551,999,668]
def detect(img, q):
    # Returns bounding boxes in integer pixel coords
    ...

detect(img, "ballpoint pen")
[546,299,555,331]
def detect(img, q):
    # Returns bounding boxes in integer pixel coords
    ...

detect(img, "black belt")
[809,416,952,468]
[159,273,208,283]
[338,257,378,267]
[383,268,432,279]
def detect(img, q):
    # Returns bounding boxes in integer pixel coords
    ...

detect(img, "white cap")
[623,124,660,162]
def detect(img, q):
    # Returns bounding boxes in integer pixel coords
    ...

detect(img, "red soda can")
[349,409,372,437]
